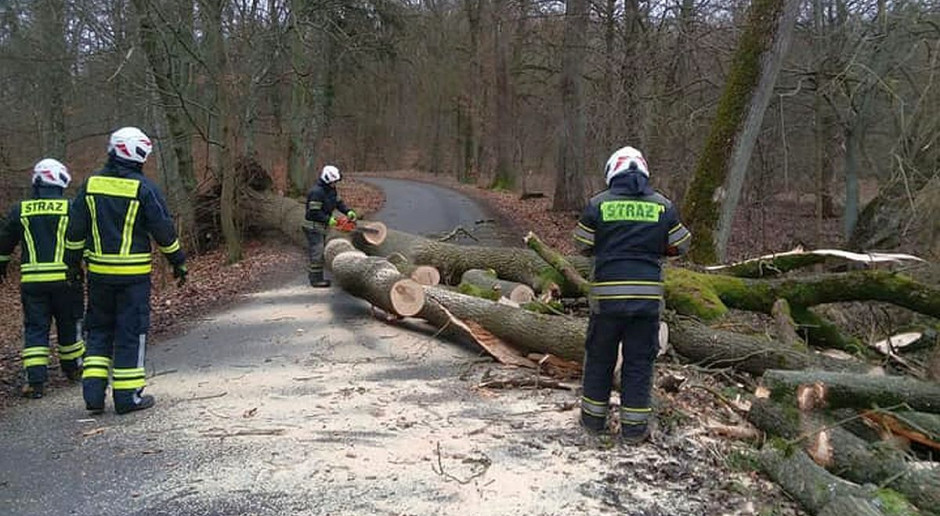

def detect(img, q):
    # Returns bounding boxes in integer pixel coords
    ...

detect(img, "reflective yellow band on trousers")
[87,263,152,275]
[23,346,51,368]
[58,341,86,360]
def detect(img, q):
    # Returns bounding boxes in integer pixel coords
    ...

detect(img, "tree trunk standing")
[552,0,588,211]
[200,0,241,263]
[287,1,313,194]
[618,0,642,144]
[682,0,801,263]
[36,0,67,159]
[490,0,514,189]
[602,0,617,151]
[132,0,198,246]
[813,0,826,248]
[460,0,484,183]
[843,124,861,240]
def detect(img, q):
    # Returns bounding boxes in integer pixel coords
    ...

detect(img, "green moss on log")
[663,268,729,320]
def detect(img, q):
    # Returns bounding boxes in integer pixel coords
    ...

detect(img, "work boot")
[62,365,83,382]
[309,271,331,288]
[21,383,44,399]
[580,412,607,435]
[83,378,107,414]
[620,424,651,446]
[115,393,155,415]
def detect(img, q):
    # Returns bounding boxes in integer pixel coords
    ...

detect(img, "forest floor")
[0,178,383,411]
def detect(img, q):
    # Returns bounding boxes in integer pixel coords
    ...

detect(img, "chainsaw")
[335,215,380,235]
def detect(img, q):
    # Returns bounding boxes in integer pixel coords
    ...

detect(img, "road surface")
[0,178,753,516]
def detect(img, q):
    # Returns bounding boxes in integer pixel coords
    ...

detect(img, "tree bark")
[763,369,940,413]
[758,446,890,515]
[682,0,802,263]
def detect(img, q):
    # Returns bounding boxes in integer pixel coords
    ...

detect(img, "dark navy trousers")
[20,282,84,384]
[82,278,150,409]
[580,314,659,429]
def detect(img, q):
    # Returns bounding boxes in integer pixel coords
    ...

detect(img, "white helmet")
[108,127,153,163]
[604,146,649,185]
[32,158,71,189]
[320,165,342,184]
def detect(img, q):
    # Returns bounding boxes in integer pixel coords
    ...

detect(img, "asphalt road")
[0,178,747,516]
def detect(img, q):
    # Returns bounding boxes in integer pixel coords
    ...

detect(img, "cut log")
[748,399,940,512]
[758,446,889,515]
[387,253,441,286]
[762,369,940,413]
[460,269,536,303]
[324,239,425,317]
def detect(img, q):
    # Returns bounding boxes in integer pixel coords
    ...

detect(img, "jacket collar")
[609,171,654,196]
[104,153,144,177]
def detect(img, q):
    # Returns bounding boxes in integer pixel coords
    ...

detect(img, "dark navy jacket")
[66,155,185,283]
[0,186,77,285]
[303,179,350,230]
[573,171,691,315]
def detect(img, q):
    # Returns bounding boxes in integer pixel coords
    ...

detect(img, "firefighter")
[66,127,187,414]
[573,146,691,444]
[0,159,85,398]
[302,165,357,288]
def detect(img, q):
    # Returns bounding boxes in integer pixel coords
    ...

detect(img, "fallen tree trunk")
[459,269,536,303]
[668,315,868,376]
[757,446,899,515]
[748,399,940,513]
[763,369,940,413]
[420,286,587,362]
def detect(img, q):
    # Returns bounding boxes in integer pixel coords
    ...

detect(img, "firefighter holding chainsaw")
[303,165,358,288]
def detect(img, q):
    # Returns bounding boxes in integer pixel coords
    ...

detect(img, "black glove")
[0,262,7,283]
[66,266,83,287]
[173,264,188,287]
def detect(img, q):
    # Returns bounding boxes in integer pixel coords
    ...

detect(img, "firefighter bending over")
[573,146,691,444]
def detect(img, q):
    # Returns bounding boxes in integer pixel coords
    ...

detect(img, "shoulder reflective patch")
[87,176,141,198]
[599,200,663,222]
[20,199,68,217]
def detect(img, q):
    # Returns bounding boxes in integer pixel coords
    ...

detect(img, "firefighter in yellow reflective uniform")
[66,127,187,414]
[0,159,85,398]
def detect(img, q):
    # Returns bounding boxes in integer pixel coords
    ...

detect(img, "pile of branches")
[241,187,940,516]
